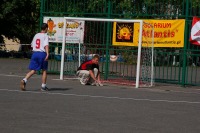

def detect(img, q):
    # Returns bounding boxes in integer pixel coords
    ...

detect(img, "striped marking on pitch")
[0,73,200,103]
[0,88,199,104]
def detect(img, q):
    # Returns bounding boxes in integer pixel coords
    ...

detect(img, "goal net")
[140,22,154,87]
[59,17,154,88]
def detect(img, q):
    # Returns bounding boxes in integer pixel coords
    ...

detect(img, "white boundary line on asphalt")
[0,74,39,78]
[0,88,199,104]
[52,78,79,80]
[0,73,200,104]
[0,73,24,77]
[1,73,200,94]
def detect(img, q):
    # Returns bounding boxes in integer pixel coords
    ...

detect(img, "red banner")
[190,17,200,45]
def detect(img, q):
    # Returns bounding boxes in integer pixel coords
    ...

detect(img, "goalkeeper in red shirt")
[77,54,103,86]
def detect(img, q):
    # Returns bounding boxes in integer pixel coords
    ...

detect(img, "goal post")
[60,17,154,88]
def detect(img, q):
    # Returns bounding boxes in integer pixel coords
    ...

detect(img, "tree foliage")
[0,0,40,43]
[0,0,199,44]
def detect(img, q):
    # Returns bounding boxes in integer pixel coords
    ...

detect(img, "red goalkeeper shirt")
[78,60,99,71]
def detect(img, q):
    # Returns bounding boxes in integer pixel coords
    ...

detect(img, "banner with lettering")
[43,17,85,43]
[112,19,185,47]
[190,17,200,45]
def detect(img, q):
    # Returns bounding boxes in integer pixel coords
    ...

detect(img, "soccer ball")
[110,55,118,62]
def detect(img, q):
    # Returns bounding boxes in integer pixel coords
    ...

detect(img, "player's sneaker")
[91,82,103,86]
[20,80,26,91]
[91,82,98,86]
[80,80,86,85]
[98,82,104,86]
[41,86,49,91]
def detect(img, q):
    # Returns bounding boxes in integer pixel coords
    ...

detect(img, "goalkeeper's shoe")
[98,82,104,86]
[91,81,103,86]
[80,80,86,85]
[20,80,26,91]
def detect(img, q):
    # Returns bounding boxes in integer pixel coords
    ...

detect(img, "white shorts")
[77,68,98,85]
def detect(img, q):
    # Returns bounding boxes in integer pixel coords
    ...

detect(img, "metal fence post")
[182,0,189,86]
[40,0,44,28]
[104,0,111,80]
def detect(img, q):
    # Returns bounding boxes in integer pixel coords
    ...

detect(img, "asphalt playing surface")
[0,58,200,133]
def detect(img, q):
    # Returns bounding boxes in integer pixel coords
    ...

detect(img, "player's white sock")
[23,78,27,83]
[42,84,46,88]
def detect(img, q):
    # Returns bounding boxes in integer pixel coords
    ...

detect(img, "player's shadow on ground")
[48,88,72,91]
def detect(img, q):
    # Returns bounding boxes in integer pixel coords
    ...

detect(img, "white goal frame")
[60,17,153,88]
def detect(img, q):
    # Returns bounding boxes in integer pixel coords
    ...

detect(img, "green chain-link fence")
[40,0,200,86]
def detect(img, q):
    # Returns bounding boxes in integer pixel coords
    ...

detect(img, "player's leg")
[20,52,46,91]
[20,70,36,91]
[88,68,98,85]
[42,70,47,85]
[41,56,48,91]
[41,70,48,91]
[77,70,90,85]
[20,52,38,91]
[88,68,103,86]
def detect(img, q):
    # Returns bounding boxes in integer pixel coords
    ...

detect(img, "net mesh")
[64,43,84,78]
[140,22,154,87]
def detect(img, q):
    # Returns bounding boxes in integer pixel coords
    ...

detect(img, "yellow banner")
[112,19,185,47]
